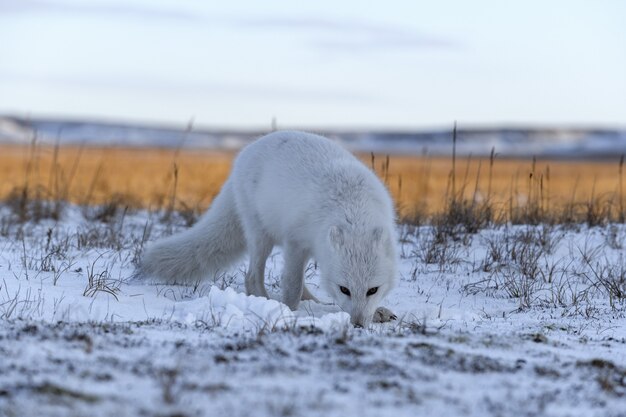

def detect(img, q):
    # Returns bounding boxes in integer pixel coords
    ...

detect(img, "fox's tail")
[137,180,246,284]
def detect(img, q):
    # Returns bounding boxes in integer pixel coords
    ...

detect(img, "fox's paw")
[373,306,397,323]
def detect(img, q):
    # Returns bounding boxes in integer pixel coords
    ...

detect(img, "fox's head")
[322,225,397,327]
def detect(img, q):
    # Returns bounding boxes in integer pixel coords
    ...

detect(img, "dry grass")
[0,144,232,215]
[378,153,624,224]
[0,143,624,224]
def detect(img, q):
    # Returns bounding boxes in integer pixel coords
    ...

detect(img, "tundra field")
[1,144,625,223]
[0,144,625,417]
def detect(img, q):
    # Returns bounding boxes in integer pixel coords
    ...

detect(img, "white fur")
[138,131,398,327]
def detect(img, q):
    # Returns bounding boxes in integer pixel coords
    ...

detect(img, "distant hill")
[1,115,625,158]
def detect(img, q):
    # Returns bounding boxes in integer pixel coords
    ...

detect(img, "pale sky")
[1,0,625,129]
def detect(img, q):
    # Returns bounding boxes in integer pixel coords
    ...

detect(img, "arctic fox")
[138,131,398,327]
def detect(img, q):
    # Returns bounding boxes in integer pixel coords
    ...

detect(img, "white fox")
[138,131,398,327]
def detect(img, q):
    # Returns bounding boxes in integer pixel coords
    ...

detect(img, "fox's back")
[231,131,393,241]
[236,130,353,175]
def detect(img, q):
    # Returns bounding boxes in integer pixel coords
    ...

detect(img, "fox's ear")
[329,226,344,249]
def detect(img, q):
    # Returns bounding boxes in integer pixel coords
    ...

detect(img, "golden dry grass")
[1,143,624,222]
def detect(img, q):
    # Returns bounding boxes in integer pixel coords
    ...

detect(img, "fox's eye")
[339,286,351,296]
[366,287,379,296]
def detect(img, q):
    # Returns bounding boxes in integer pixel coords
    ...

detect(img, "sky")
[0,0,625,129]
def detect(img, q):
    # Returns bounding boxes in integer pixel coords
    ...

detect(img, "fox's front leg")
[281,243,308,310]
[301,285,320,302]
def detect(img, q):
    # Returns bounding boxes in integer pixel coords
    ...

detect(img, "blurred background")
[1,0,625,153]
[1,0,626,221]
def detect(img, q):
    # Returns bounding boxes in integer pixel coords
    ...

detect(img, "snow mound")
[175,286,351,332]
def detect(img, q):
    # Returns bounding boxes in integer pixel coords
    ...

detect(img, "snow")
[1,205,626,416]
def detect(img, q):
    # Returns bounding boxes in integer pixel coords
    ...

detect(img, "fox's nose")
[351,313,365,328]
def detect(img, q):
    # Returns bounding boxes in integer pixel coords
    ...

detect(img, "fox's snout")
[350,311,369,328]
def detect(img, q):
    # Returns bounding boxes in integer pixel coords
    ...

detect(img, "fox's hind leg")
[244,234,273,299]
[281,242,309,310]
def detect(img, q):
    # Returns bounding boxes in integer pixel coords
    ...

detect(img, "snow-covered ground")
[1,205,625,417]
